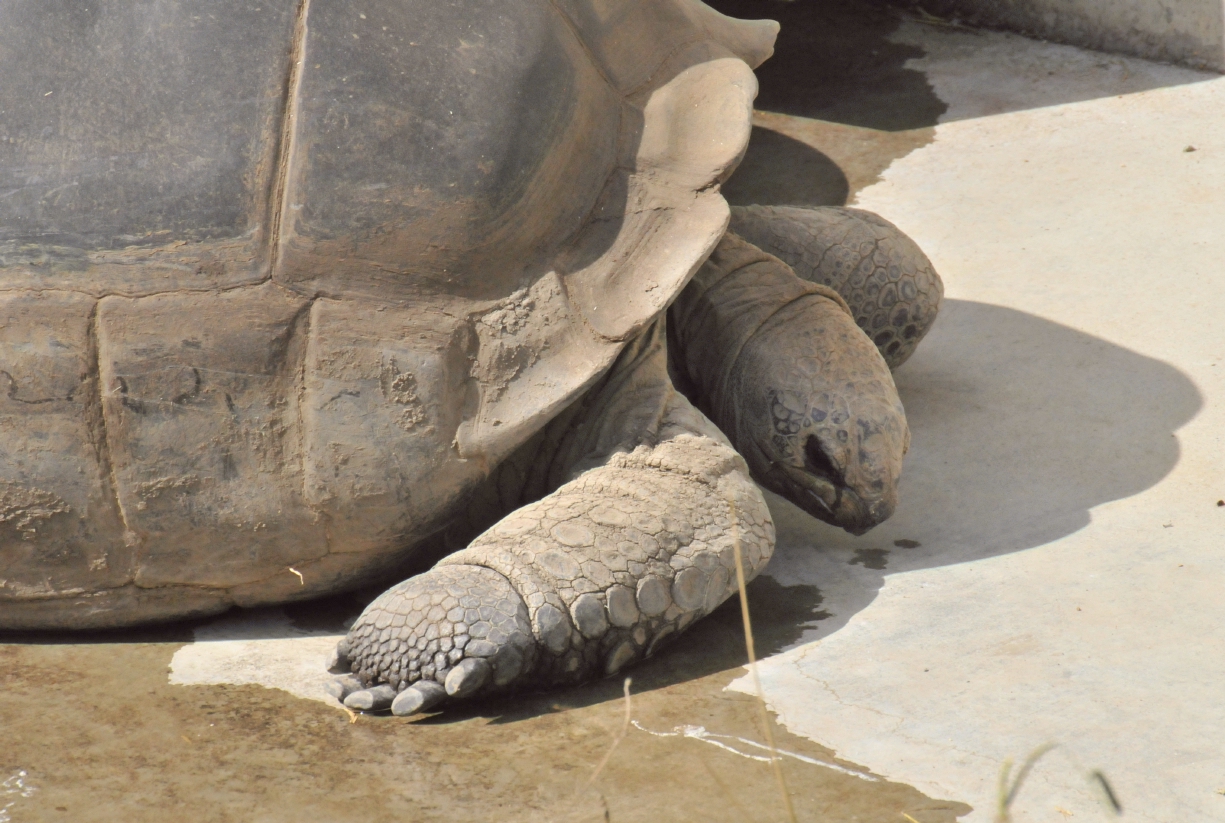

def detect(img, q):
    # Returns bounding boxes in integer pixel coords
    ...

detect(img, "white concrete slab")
[169,609,344,707]
[732,23,1225,823]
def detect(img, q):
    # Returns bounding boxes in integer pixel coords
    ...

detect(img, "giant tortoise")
[0,0,941,714]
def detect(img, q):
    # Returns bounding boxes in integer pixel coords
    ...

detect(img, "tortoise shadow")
[722,126,850,208]
[435,299,1201,724]
[713,0,1219,212]
[753,299,1203,646]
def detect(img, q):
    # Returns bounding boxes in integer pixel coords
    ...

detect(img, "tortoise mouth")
[767,436,895,536]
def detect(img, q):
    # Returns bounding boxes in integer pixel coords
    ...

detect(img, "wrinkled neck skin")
[668,232,909,535]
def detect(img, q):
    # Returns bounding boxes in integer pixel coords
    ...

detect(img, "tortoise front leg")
[727,205,944,370]
[330,320,774,714]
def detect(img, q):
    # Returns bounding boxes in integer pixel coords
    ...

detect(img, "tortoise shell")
[0,0,776,627]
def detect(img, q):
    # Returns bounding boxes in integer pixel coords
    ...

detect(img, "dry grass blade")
[995,742,1057,823]
[729,499,799,823]
[586,677,633,789]
[558,679,631,823]
[1004,742,1057,807]
[995,757,1012,822]
[996,744,1123,821]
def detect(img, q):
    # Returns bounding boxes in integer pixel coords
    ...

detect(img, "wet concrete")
[0,577,969,822]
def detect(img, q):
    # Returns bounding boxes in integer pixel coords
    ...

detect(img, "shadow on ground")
[715,0,946,205]
[428,298,1202,718]
[710,0,947,130]
[723,126,851,206]
[760,299,1202,646]
[716,0,1218,205]
[711,0,1214,124]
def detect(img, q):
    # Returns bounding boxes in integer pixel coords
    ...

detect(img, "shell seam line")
[0,280,274,300]
[267,0,312,278]
[545,0,618,95]
[87,300,138,560]
[289,298,335,547]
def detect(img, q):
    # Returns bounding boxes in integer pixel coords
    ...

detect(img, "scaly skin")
[729,205,943,369]
[670,231,909,534]
[332,209,934,713]
[334,320,775,712]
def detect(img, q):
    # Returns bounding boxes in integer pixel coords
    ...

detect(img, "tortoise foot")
[330,564,537,715]
[330,437,775,714]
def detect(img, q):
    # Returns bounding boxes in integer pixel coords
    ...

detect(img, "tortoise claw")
[391,681,448,717]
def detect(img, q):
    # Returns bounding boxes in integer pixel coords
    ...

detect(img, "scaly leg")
[330,320,774,714]
[728,204,943,369]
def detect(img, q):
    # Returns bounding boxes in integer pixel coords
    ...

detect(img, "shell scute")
[0,0,777,626]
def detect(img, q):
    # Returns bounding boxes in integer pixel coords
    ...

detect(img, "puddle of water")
[0,770,36,823]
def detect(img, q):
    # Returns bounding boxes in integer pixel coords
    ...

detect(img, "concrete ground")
[4,3,1223,821]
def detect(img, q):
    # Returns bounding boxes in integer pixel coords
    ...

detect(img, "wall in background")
[916,0,1225,71]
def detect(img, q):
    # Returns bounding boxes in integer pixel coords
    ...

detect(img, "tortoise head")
[727,291,910,536]
[759,384,909,536]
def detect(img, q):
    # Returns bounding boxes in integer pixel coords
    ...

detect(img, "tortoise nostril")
[804,435,844,485]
